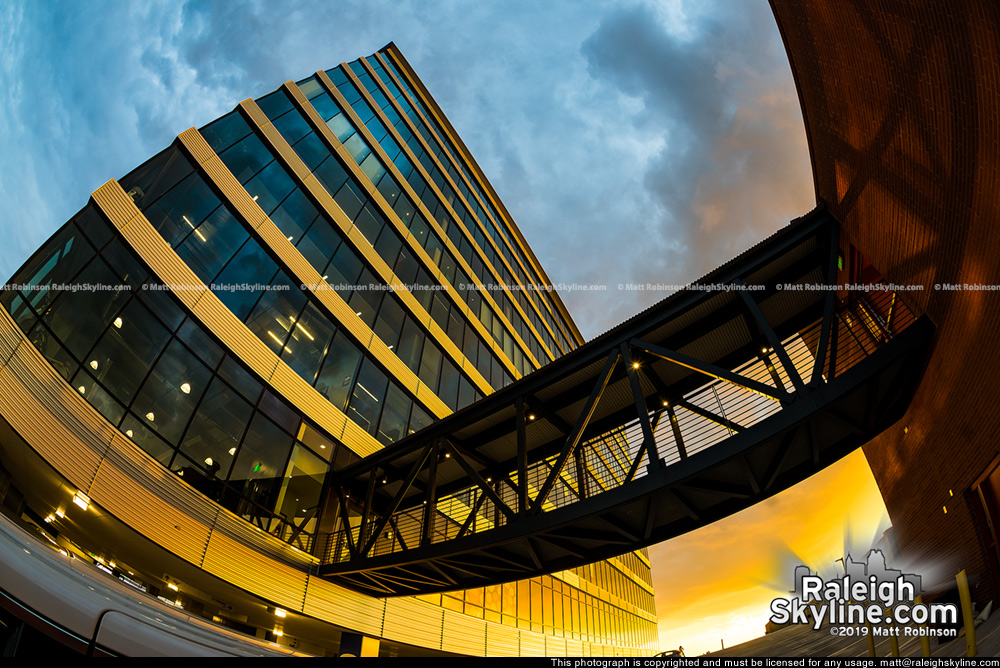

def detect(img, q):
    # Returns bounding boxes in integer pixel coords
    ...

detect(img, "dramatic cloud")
[0,0,811,340]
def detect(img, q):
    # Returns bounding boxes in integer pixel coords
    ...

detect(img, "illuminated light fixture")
[45,515,54,523]
[180,382,191,394]
[762,347,768,354]
[357,383,379,402]
[486,477,492,483]
[904,427,909,434]
[382,477,387,484]
[109,561,116,569]
[89,359,99,370]
[181,216,206,242]
[528,414,536,421]
[273,629,283,637]
[205,457,214,467]
[146,412,155,422]
[290,318,314,341]
[444,452,451,459]
[125,430,134,438]
[55,508,65,518]
[252,195,259,201]
[662,400,669,407]
[949,489,954,497]
[266,330,293,353]
[178,471,184,477]
[355,311,362,317]
[387,345,393,350]
[73,492,90,511]
[319,444,326,449]
[78,386,86,394]
[274,608,287,618]
[287,236,293,242]
[943,506,948,514]
[60,550,68,557]
[113,317,123,329]
[632,362,640,369]
[167,582,179,591]
[228,447,236,456]
[322,275,328,281]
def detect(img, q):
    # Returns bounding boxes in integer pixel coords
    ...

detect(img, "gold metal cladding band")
[319,69,548,371]
[0,310,604,656]
[375,47,584,350]
[338,65,562,364]
[296,76,534,379]
[236,97,494,398]
[363,53,577,353]
[92,178,388,458]
[177,126,454,418]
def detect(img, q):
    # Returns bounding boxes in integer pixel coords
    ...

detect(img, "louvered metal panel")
[302,576,385,637]
[484,621,520,657]
[383,598,445,650]
[89,453,212,566]
[440,607,486,656]
[202,531,309,611]
[518,631,545,657]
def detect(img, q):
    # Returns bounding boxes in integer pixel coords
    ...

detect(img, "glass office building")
[0,44,658,656]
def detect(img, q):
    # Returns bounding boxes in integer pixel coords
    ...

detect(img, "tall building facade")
[769,0,1000,606]
[0,44,657,656]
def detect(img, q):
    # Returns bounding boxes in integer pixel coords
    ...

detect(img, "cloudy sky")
[0,0,883,655]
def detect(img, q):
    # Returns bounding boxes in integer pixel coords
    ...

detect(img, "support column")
[340,632,380,657]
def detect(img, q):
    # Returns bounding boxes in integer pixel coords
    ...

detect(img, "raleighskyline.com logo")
[769,551,958,637]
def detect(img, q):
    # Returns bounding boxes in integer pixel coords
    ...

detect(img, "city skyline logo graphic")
[770,550,958,638]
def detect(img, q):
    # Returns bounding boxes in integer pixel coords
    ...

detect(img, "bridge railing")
[321,285,915,565]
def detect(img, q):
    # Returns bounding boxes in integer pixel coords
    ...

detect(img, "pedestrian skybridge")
[318,206,934,596]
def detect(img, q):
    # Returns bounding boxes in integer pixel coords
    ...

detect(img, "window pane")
[395,317,424,374]
[297,219,342,270]
[314,331,362,411]
[244,160,295,215]
[309,93,339,122]
[220,133,274,184]
[292,132,329,172]
[347,358,388,436]
[272,108,312,146]
[175,205,250,282]
[270,188,320,242]
[131,338,213,446]
[281,302,335,384]
[45,258,132,361]
[244,272,308,355]
[373,294,405,349]
[143,172,221,247]
[229,412,294,512]
[86,298,171,404]
[179,375,253,480]
[418,339,442,390]
[213,241,277,320]
[275,443,327,533]
[376,382,411,445]
[200,111,253,154]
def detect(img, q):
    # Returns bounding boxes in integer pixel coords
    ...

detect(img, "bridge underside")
[318,207,934,596]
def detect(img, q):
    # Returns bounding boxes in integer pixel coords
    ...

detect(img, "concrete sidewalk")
[708,613,1000,658]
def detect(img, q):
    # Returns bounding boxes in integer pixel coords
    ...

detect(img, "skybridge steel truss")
[317,207,934,596]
